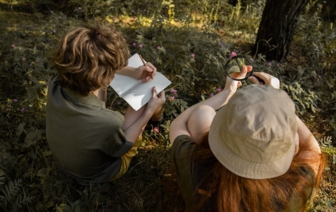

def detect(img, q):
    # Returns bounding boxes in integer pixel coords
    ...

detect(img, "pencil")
[139,54,153,79]
[139,54,146,65]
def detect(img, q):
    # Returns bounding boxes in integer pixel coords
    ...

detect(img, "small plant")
[320,136,336,165]
[0,177,35,212]
[281,82,319,115]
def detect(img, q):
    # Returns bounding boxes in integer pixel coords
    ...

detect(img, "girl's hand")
[224,65,252,91]
[249,72,280,89]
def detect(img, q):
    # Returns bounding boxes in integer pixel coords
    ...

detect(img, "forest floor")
[1,2,335,211]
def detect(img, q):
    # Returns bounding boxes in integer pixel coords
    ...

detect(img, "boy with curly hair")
[46,23,165,184]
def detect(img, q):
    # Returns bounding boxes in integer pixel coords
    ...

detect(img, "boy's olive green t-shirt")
[46,76,133,184]
[171,135,317,212]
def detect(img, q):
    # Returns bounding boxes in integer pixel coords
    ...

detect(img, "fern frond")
[1,179,22,202]
[0,194,7,206]
[13,190,34,211]
[0,170,5,186]
[322,147,336,155]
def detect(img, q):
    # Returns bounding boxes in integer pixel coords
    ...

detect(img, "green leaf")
[16,122,26,137]
[37,168,50,178]
[23,129,43,148]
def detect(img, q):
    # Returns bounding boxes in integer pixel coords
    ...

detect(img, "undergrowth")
[0,0,335,211]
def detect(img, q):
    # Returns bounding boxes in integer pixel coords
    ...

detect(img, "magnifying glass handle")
[253,75,265,84]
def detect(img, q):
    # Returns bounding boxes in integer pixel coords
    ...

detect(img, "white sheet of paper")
[110,54,171,111]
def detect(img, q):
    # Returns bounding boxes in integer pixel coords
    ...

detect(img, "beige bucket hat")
[209,85,298,179]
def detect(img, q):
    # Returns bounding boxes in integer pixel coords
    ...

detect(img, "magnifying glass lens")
[227,65,254,80]
[225,56,253,81]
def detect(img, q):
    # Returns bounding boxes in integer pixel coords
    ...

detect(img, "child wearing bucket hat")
[169,67,325,212]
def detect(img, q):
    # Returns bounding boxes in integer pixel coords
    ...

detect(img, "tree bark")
[253,0,309,61]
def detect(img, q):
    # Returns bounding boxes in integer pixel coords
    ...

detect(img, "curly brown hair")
[53,23,130,96]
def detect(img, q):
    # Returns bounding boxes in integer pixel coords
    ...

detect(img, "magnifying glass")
[224,55,265,84]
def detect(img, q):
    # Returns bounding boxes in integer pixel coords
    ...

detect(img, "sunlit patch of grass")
[0,0,20,4]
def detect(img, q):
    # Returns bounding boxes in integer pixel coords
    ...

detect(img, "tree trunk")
[253,0,309,61]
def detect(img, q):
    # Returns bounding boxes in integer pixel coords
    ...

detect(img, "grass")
[0,0,335,211]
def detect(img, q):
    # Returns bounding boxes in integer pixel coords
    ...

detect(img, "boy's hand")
[136,62,157,82]
[147,86,165,114]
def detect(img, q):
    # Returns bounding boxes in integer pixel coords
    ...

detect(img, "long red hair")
[191,132,325,212]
